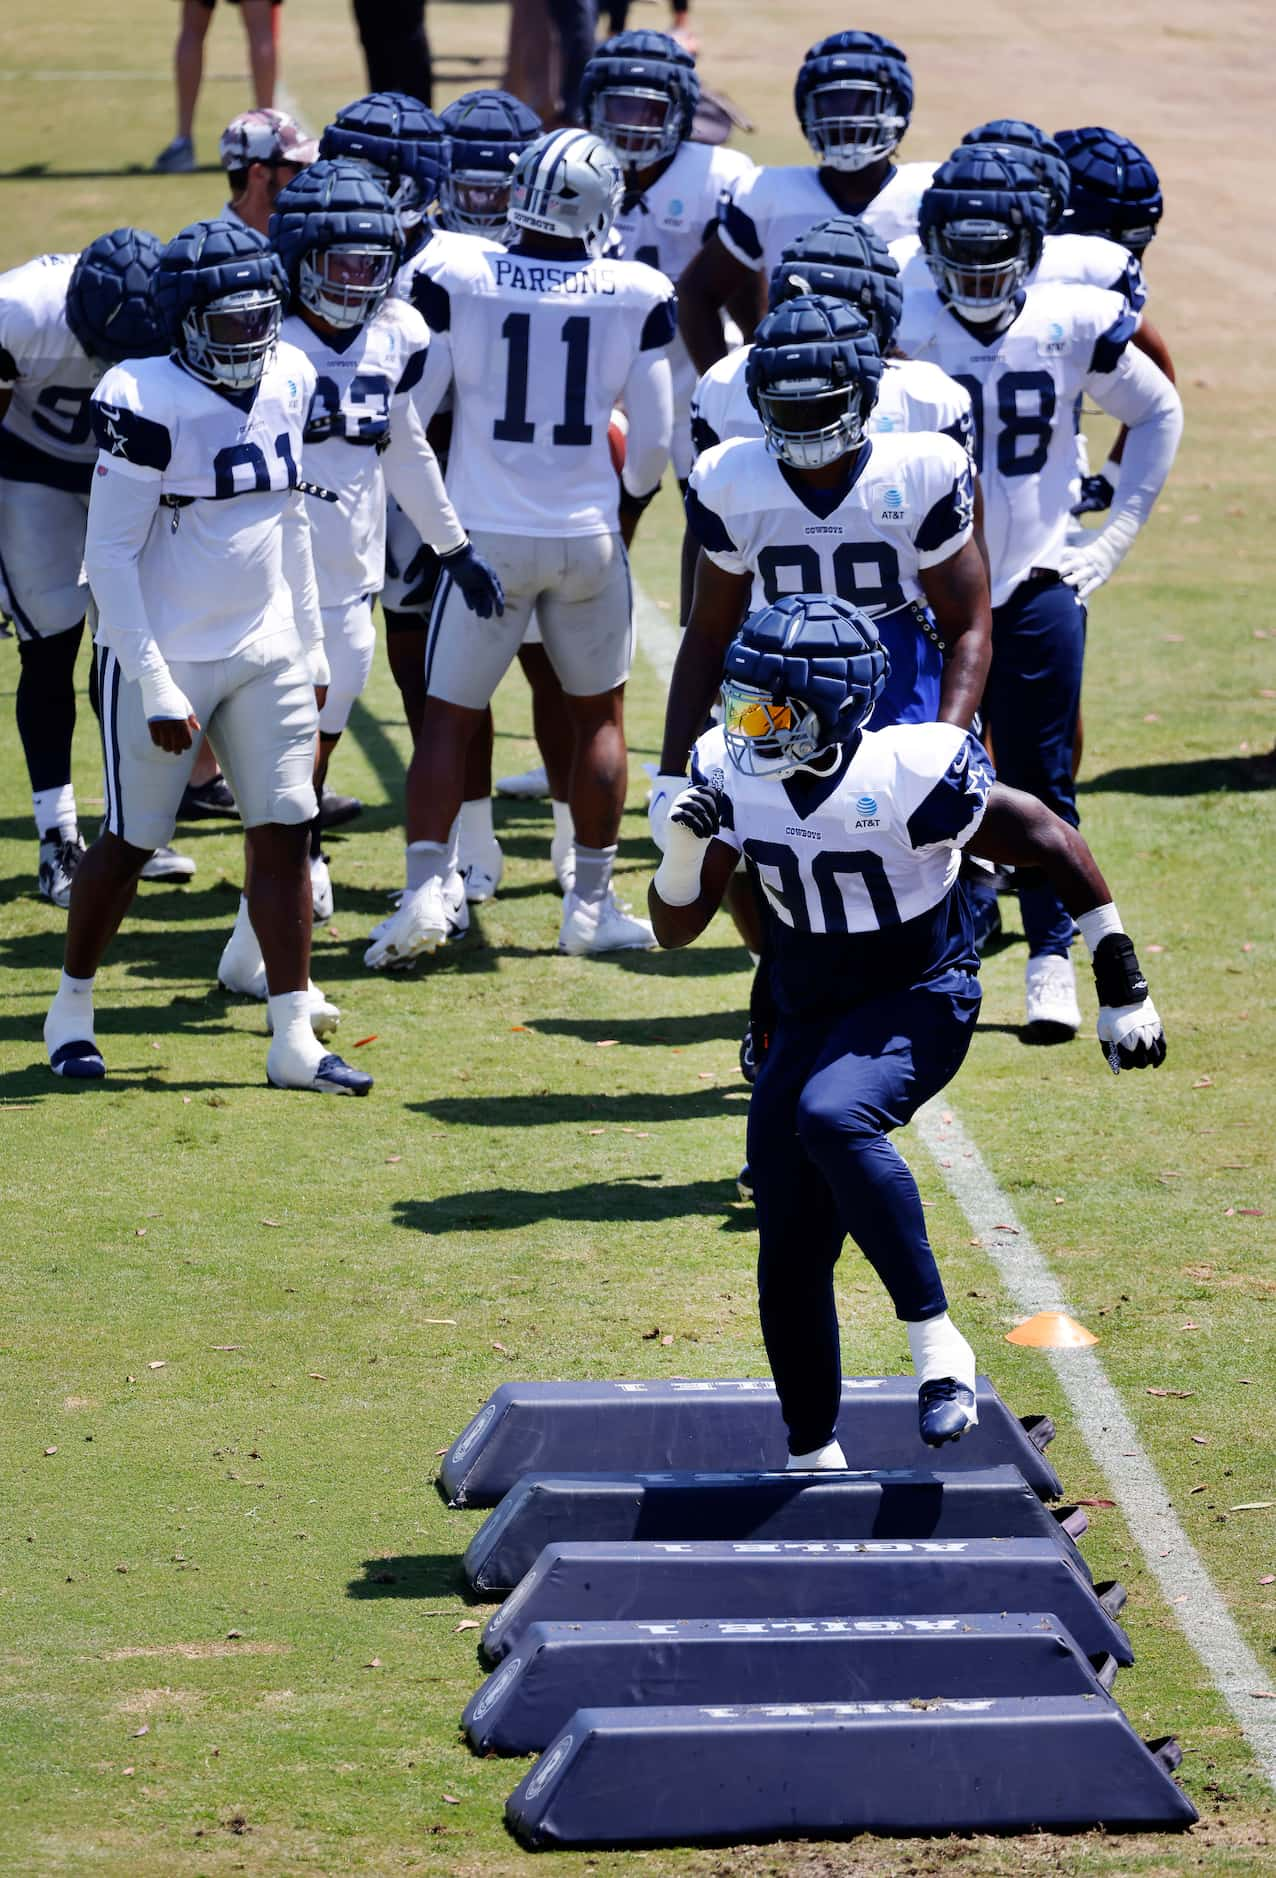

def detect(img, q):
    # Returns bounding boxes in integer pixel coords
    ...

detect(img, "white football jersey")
[690,346,974,463]
[717,161,938,277]
[412,242,676,537]
[687,429,973,725]
[890,231,1146,312]
[611,139,755,476]
[0,253,101,487]
[282,299,430,605]
[690,717,993,1011]
[894,270,1138,604]
[89,344,316,662]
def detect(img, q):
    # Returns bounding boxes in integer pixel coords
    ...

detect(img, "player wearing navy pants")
[969,572,1086,958]
[748,968,981,1455]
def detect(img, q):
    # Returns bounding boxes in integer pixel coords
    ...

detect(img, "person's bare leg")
[240,0,277,109]
[406,697,481,844]
[518,641,573,799]
[63,832,151,978]
[562,685,626,852]
[386,624,428,744]
[174,0,213,140]
[245,821,310,994]
[188,736,222,788]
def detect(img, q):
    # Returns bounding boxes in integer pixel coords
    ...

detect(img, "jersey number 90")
[745,837,901,932]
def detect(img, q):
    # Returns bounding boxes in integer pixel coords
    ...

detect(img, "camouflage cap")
[219,108,319,172]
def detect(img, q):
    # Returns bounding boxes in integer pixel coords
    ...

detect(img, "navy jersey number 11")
[494,312,592,446]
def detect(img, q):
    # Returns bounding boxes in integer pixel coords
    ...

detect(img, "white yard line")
[634,587,1275,1788]
[914,1100,1276,1790]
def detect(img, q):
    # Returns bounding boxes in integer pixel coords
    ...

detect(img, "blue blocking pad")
[439,1376,1062,1506]
[463,1464,1089,1595]
[481,1537,1131,1667]
[505,1698,1197,1845]
[464,1610,1119,1755]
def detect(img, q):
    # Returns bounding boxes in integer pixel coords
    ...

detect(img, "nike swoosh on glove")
[1097,996,1166,1073]
[441,541,505,619]
[648,771,691,853]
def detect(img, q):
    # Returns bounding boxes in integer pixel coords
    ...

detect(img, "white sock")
[223,894,264,968]
[34,784,77,842]
[906,1312,977,1390]
[573,843,616,905]
[458,796,495,847]
[45,970,96,1053]
[405,840,448,893]
[551,799,574,841]
[266,990,325,1082]
[445,814,461,878]
[786,1438,847,1471]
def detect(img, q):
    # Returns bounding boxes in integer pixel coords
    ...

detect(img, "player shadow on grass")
[393,1176,753,1236]
[1079,751,1276,795]
[524,1011,745,1046]
[346,1553,476,1602]
[409,1086,743,1129]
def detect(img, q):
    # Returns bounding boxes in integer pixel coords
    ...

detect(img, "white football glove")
[1058,510,1140,600]
[648,770,691,853]
[305,640,331,691]
[138,661,195,725]
[1097,996,1166,1075]
[652,783,724,906]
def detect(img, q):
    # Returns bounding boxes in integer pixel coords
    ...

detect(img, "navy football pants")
[746,971,982,1455]
[971,573,1087,957]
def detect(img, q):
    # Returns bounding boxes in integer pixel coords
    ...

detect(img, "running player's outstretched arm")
[648,783,739,946]
[918,535,991,729]
[85,460,199,754]
[1060,343,1183,599]
[969,783,1166,1072]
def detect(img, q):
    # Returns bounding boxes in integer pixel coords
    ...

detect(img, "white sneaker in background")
[495,763,550,799]
[363,877,450,969]
[310,852,334,922]
[558,889,656,956]
[1024,952,1081,1040]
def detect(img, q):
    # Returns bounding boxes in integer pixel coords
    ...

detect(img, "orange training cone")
[1005,1311,1099,1349]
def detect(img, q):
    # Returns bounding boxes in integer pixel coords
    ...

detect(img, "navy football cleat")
[49,1039,106,1080]
[268,1052,373,1096]
[918,1378,978,1447]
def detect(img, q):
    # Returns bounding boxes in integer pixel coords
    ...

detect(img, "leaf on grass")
[1260,1575,1276,1585]
[132,1725,149,1737]
[941,1111,953,1125]
[1146,939,1164,949]
[260,1219,281,1229]
[422,1318,457,1327]
[634,1131,652,1139]
[1238,1209,1266,1218]
[697,1071,715,1080]
[1193,1076,1214,1089]
[1188,1484,1208,1494]
[43,1446,57,1456]
[1180,1322,1200,1331]
[1074,1497,1116,1509]
[1191,1435,1209,1445]
[642,1327,660,1340]
[1230,1502,1275,1512]
[226,1630,243,1639]
[587,1128,606,1136]
[441,1793,460,1805]
[454,1619,481,1632]
[435,1447,448,1457]
[492,1342,507,1354]
[992,1224,1021,1235]
[1146,1388,1194,1398]
[353,1036,378,1048]
[1250,1691,1276,1700]
[385,1155,402,1165]
[510,1025,529,1032]
[595,1039,619,1048]
[147,1361,166,1371]
[121,1766,135,1776]
[661,1334,674,1346]
[211,1345,241,1352]
[364,1657,383,1669]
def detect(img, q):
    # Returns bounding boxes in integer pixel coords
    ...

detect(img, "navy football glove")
[1071,471,1115,517]
[1092,933,1166,1073]
[668,783,724,841]
[440,540,505,619]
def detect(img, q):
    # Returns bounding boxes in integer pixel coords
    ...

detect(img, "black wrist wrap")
[1092,932,1148,1007]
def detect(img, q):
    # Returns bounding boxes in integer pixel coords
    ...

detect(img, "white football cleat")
[442,869,470,938]
[558,888,656,956]
[263,983,342,1040]
[1024,952,1081,1041]
[495,762,550,799]
[37,830,85,909]
[310,852,334,923]
[140,843,196,882]
[786,1439,847,1471]
[461,835,504,904]
[364,877,449,969]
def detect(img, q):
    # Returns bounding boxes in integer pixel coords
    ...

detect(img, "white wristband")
[1076,902,1124,960]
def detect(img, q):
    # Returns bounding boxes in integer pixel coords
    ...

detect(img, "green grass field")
[0,3,1273,1871]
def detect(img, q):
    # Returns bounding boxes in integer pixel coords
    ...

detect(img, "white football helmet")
[507,130,624,252]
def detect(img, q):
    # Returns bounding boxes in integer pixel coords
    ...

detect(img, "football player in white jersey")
[897,152,1182,1036]
[0,228,202,904]
[689,217,974,465]
[214,158,502,995]
[581,29,754,486]
[656,295,990,843]
[649,595,1166,1461]
[678,32,935,376]
[364,129,676,967]
[43,220,371,1097]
